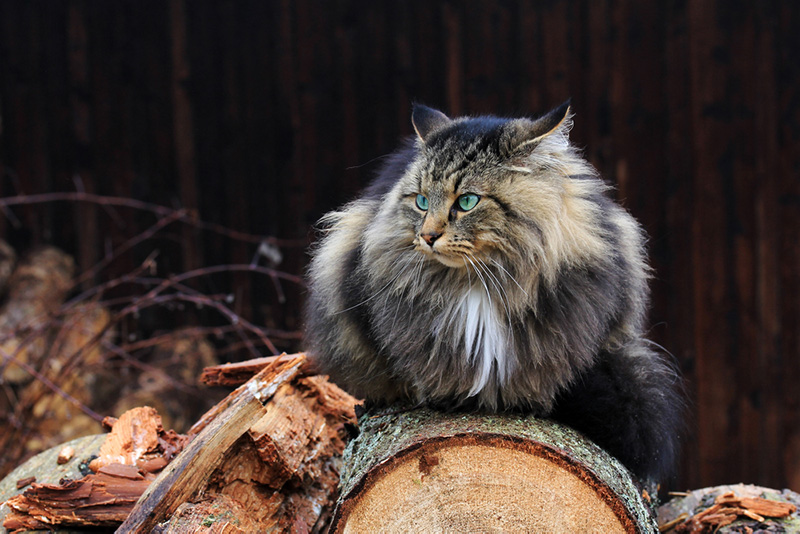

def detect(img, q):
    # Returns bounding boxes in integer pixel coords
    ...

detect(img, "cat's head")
[382,102,604,278]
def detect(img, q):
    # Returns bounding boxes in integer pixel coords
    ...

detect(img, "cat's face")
[391,103,574,270]
[402,155,512,269]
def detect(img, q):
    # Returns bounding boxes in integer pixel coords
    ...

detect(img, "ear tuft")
[501,100,573,157]
[412,105,452,143]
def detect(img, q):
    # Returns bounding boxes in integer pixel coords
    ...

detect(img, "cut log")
[332,405,657,533]
[0,246,75,383]
[657,484,800,532]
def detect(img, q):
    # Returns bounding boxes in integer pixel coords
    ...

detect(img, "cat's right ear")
[412,105,452,143]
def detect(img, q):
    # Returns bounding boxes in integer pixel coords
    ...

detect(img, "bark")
[332,404,658,533]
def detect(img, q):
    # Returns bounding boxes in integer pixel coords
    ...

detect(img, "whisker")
[475,258,515,350]
[465,256,492,309]
[476,258,512,322]
[489,258,529,297]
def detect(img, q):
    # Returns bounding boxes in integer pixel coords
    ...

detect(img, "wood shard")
[89,406,188,473]
[200,352,316,387]
[57,445,75,464]
[737,496,797,518]
[15,476,36,489]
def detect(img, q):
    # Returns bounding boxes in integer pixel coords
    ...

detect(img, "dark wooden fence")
[1,0,798,492]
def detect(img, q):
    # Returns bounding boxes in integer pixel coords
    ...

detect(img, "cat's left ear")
[500,100,572,157]
[412,104,452,143]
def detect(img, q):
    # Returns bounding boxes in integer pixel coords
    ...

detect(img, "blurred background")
[0,0,798,493]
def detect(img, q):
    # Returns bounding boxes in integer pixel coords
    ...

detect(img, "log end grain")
[333,406,657,533]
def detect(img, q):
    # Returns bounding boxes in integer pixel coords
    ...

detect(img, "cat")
[304,101,683,481]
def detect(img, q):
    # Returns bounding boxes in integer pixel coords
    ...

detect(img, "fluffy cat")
[304,102,683,481]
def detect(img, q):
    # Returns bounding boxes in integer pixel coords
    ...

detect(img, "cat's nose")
[422,231,442,246]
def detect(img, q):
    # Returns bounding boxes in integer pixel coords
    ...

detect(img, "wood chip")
[15,476,35,490]
[57,445,75,464]
[658,512,688,532]
[739,496,797,518]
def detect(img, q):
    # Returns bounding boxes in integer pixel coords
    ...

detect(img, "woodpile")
[2,353,357,532]
[1,242,799,531]
[3,350,800,531]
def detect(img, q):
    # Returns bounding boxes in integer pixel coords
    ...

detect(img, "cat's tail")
[550,340,686,483]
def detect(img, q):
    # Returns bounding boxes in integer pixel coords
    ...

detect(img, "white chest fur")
[459,286,510,396]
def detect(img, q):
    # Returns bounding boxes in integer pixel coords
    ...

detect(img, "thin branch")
[0,192,307,248]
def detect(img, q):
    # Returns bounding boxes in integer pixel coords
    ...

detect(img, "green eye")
[415,194,429,211]
[457,193,480,211]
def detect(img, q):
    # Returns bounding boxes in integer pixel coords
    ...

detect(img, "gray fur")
[305,103,683,480]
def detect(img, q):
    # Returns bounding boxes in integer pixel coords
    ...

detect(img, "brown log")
[332,405,658,533]
[2,407,185,531]
[0,433,108,530]
[176,374,356,532]
[18,304,111,454]
[0,246,75,383]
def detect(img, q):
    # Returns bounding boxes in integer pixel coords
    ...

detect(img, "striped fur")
[304,103,683,480]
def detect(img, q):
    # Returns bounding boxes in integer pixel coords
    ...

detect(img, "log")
[332,405,658,533]
[2,407,186,531]
[117,355,307,533]
[0,240,16,296]
[0,246,75,383]
[657,484,800,532]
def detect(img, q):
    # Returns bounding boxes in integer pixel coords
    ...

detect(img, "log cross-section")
[332,406,658,533]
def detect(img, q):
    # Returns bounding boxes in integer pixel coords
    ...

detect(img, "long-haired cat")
[304,102,683,481]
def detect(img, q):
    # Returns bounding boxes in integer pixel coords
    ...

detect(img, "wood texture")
[333,406,657,533]
[0,1,798,492]
[0,434,108,530]
[117,354,305,533]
